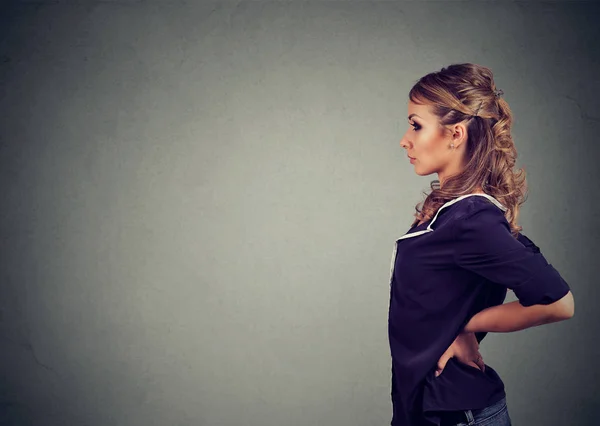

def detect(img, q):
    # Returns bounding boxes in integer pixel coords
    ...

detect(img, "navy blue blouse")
[387,193,571,426]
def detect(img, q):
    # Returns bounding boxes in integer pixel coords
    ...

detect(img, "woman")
[388,63,575,426]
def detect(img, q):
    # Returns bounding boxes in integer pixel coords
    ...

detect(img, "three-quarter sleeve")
[452,202,570,307]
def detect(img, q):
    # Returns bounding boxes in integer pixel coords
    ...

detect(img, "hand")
[435,331,485,377]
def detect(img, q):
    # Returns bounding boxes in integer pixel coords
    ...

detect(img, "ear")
[449,122,469,148]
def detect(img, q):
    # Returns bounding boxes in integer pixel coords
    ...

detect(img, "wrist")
[462,316,477,333]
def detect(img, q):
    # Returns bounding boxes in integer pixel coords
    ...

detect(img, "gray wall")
[1,1,598,425]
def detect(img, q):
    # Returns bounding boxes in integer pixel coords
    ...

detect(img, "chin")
[413,167,435,177]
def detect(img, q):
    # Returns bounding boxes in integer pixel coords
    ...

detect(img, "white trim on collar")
[396,193,507,241]
[388,193,506,285]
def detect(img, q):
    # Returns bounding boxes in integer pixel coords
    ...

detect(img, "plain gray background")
[1,1,598,425]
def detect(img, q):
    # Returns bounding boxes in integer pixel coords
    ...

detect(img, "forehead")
[407,100,435,120]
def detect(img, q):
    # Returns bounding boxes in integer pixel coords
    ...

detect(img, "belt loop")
[464,409,475,425]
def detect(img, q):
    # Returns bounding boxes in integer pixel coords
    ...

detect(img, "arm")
[463,290,574,333]
[453,202,574,333]
[438,292,573,376]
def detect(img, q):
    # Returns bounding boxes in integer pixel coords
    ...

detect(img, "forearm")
[462,299,571,333]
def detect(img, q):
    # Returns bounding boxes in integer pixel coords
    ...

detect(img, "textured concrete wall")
[0,1,598,425]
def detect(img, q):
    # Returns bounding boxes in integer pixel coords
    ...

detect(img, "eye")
[410,122,421,131]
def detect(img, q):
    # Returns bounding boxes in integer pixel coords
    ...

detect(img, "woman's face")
[400,100,466,183]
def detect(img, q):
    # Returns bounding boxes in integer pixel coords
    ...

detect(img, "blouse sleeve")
[452,202,570,307]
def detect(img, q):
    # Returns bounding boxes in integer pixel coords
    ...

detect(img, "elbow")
[552,290,575,320]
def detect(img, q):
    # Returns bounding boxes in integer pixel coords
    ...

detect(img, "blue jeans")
[440,396,512,426]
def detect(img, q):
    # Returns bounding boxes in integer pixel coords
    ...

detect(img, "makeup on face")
[400,101,454,178]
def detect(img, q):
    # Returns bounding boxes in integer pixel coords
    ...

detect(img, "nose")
[399,132,410,150]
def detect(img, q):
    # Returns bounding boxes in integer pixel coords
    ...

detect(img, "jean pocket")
[471,397,509,425]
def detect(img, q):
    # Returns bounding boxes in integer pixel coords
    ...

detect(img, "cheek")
[415,131,443,160]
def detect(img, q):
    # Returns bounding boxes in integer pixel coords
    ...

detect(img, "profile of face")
[400,100,467,183]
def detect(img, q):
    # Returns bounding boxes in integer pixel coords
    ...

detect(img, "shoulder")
[438,194,507,223]
[456,195,507,221]
[448,195,511,238]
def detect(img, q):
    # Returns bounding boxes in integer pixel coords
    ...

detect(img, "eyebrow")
[408,114,421,120]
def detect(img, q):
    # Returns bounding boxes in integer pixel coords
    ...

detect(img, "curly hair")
[408,63,528,237]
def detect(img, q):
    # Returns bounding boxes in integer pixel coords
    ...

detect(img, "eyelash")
[410,122,421,131]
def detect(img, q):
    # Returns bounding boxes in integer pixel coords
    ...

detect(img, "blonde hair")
[408,63,527,236]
